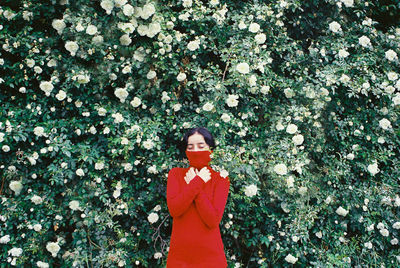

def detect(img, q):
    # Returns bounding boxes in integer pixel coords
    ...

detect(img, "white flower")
[340,74,350,83]
[254,33,266,44]
[36,261,49,268]
[248,22,260,33]
[341,0,354,7]
[177,72,186,82]
[336,206,349,216]
[140,3,156,19]
[183,0,192,8]
[248,74,257,86]
[148,212,159,223]
[131,97,142,107]
[244,184,258,197]
[220,170,229,178]
[55,90,66,101]
[274,163,287,175]
[387,71,398,81]
[52,19,66,34]
[112,112,124,123]
[39,81,54,95]
[154,252,163,259]
[101,0,114,14]
[123,4,134,16]
[147,165,157,174]
[391,238,398,245]
[338,49,349,58]
[86,25,98,35]
[221,113,231,123]
[76,168,84,177]
[8,247,23,257]
[285,253,298,264]
[172,103,182,111]
[120,34,132,46]
[147,70,157,79]
[143,139,155,150]
[34,126,45,136]
[46,241,60,257]
[367,162,380,176]
[364,241,373,249]
[187,39,200,51]
[379,228,389,237]
[69,200,81,211]
[115,87,129,102]
[95,162,104,170]
[385,49,398,61]
[153,205,161,211]
[284,87,295,98]
[292,134,304,145]
[286,124,298,134]
[33,223,42,232]
[393,222,400,229]
[31,195,43,205]
[202,102,214,111]
[226,94,239,107]
[0,235,10,244]
[236,62,250,74]
[358,36,371,47]
[9,181,23,195]
[329,21,342,33]
[260,85,270,94]
[65,41,79,56]
[379,118,392,130]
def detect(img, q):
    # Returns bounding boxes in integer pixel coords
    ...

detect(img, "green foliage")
[0,0,399,267]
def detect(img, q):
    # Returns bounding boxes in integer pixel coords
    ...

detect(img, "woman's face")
[186,133,210,151]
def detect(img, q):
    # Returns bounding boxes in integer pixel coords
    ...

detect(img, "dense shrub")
[0,0,399,267]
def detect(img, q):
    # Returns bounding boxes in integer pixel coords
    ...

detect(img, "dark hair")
[179,127,216,155]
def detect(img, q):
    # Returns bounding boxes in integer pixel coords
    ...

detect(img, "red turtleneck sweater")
[166,166,230,267]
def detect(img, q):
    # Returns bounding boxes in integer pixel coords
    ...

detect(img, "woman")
[166,127,231,268]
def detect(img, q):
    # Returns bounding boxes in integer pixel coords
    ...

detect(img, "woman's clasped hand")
[184,167,211,184]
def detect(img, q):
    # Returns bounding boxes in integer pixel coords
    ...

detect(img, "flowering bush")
[0,0,399,267]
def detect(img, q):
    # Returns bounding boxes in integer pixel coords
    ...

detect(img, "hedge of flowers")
[1,0,399,267]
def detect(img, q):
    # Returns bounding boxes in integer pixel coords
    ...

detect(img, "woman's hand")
[196,167,211,183]
[184,167,197,184]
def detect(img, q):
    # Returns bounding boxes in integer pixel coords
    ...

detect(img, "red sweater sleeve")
[194,175,230,229]
[166,168,205,218]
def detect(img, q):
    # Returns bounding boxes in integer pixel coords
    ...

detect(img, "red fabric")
[166,166,230,268]
[185,149,213,169]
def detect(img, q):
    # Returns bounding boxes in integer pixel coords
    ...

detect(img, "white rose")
[336,206,349,216]
[172,103,182,111]
[0,235,10,244]
[286,123,298,134]
[254,33,266,44]
[358,36,371,47]
[177,72,186,82]
[9,180,23,195]
[46,241,60,257]
[338,49,349,58]
[329,21,342,33]
[248,22,260,33]
[8,247,23,257]
[76,168,84,177]
[183,0,192,8]
[187,40,200,51]
[367,162,380,176]
[140,3,156,19]
[52,19,66,34]
[220,170,229,178]
[115,87,129,102]
[69,200,81,211]
[292,134,304,145]
[123,4,134,16]
[385,49,398,61]
[101,0,114,14]
[236,62,250,74]
[86,25,98,35]
[244,184,258,197]
[274,163,287,175]
[31,195,43,205]
[340,74,350,83]
[55,90,66,101]
[34,126,45,136]
[143,139,154,150]
[65,41,79,56]
[226,94,239,107]
[33,223,42,232]
[341,0,354,7]
[379,228,389,237]
[285,254,298,264]
[387,71,398,81]
[120,34,132,46]
[379,118,391,130]
[131,97,142,107]
[148,212,159,223]
[221,113,231,123]
[95,162,104,170]
[36,261,49,268]
[202,102,214,111]
[39,81,54,95]
[154,252,163,259]
[147,70,157,79]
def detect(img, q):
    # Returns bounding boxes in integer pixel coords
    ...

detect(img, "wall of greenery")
[1,0,399,267]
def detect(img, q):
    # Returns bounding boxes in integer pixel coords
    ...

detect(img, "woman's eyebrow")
[188,142,205,145]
